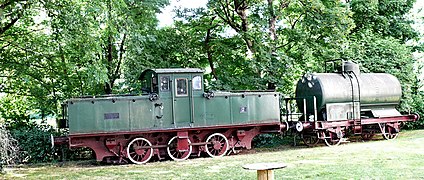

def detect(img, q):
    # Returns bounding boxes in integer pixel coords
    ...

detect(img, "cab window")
[176,78,188,96]
[192,76,202,90]
[160,76,170,92]
[141,73,157,94]
[151,76,158,93]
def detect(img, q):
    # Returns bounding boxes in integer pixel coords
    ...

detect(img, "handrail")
[324,59,344,73]
[313,96,317,121]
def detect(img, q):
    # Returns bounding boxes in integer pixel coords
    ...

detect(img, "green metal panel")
[251,93,280,122]
[129,98,155,130]
[99,100,130,131]
[203,95,231,125]
[68,98,131,134]
[190,74,206,127]
[192,92,280,127]
[158,96,174,128]
[192,95,206,126]
[231,95,249,124]
[68,101,96,134]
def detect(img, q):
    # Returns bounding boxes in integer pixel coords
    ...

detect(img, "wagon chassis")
[294,114,419,146]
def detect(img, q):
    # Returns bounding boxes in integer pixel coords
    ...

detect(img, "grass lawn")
[2,130,424,180]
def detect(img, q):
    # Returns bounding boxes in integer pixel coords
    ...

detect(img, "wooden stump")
[242,162,287,180]
[257,169,274,180]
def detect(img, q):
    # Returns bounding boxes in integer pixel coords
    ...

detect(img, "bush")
[252,134,292,148]
[404,93,424,129]
[6,124,95,164]
[10,125,59,163]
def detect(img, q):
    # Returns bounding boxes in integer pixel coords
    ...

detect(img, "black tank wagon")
[286,61,418,146]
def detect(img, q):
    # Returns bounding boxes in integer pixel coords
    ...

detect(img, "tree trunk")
[205,17,218,80]
[104,34,114,94]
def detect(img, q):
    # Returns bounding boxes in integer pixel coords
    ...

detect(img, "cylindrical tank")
[295,73,402,114]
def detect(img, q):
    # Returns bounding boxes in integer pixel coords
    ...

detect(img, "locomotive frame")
[54,62,419,164]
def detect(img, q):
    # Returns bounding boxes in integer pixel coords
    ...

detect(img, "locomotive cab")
[138,68,205,128]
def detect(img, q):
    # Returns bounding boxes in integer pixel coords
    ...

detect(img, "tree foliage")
[1,0,169,122]
[0,0,423,163]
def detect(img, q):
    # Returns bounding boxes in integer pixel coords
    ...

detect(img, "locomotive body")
[67,90,280,134]
[55,61,419,164]
[68,69,280,134]
[63,68,281,164]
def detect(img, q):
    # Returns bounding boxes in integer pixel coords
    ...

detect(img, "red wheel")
[361,132,375,141]
[302,132,320,147]
[126,138,153,164]
[205,133,229,157]
[167,136,192,161]
[381,124,399,140]
[323,131,342,146]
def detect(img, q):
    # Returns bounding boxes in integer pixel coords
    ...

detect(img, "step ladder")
[348,71,362,135]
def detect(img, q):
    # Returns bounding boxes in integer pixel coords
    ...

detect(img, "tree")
[350,0,418,42]
[344,32,418,112]
[0,0,169,123]
[173,0,355,94]
[44,0,169,94]
[346,0,422,114]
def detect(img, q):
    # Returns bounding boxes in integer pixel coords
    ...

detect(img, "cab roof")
[139,68,204,80]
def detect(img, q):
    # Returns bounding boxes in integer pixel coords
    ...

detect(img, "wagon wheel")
[302,132,320,147]
[323,131,342,146]
[126,137,153,164]
[361,132,375,141]
[166,136,192,161]
[205,133,229,158]
[381,124,399,140]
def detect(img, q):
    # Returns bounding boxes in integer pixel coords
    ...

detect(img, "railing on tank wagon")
[282,96,318,123]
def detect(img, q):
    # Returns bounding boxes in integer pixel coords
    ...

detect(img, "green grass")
[3,130,424,180]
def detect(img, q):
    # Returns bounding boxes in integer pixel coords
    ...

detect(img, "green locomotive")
[63,68,281,164]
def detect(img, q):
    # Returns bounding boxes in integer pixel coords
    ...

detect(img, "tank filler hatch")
[343,61,360,75]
